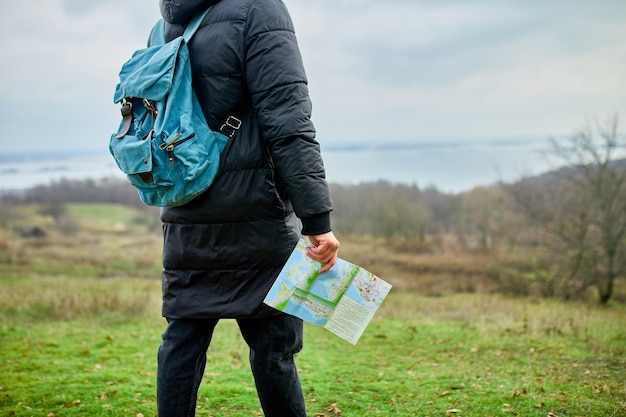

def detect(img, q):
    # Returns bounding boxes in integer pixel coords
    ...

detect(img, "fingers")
[317,258,336,274]
[307,245,336,272]
[306,231,340,274]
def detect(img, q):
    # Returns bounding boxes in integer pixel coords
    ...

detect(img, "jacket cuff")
[300,212,332,236]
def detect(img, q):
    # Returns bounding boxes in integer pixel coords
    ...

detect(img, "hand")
[306,231,340,274]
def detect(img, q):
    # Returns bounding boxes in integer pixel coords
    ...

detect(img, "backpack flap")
[113,37,186,103]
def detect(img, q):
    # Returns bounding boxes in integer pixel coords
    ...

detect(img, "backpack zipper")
[158,133,196,168]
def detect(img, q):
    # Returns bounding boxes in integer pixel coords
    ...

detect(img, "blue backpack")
[109,8,239,207]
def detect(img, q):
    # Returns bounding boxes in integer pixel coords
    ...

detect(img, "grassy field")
[0,204,625,416]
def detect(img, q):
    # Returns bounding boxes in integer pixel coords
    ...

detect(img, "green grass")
[0,203,624,416]
[67,203,158,233]
[0,277,624,417]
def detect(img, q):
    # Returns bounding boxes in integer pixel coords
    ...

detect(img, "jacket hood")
[160,0,219,25]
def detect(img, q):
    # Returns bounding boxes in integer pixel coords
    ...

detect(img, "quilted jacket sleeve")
[243,0,332,234]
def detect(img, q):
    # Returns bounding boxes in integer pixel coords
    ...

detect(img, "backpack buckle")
[114,99,134,139]
[220,116,242,138]
[143,99,158,118]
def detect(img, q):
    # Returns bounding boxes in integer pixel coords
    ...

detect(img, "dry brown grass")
[0,275,161,320]
[337,235,496,294]
[1,204,623,306]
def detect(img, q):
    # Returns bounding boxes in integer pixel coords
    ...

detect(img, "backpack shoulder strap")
[183,6,213,43]
[149,6,212,47]
[150,19,166,46]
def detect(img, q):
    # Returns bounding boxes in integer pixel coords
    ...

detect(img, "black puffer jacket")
[158,0,333,318]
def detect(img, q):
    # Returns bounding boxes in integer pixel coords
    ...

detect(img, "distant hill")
[517,157,626,187]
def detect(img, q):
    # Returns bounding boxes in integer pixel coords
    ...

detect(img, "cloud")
[288,0,626,140]
[0,0,624,153]
[0,0,160,151]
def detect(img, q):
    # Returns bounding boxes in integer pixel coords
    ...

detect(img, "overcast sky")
[0,0,625,154]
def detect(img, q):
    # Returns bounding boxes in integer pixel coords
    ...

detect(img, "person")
[154,0,340,416]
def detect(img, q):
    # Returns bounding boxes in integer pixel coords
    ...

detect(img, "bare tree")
[457,186,522,252]
[507,115,626,303]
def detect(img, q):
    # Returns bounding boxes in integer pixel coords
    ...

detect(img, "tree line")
[1,117,624,303]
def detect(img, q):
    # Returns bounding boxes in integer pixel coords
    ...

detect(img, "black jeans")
[156,314,306,417]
